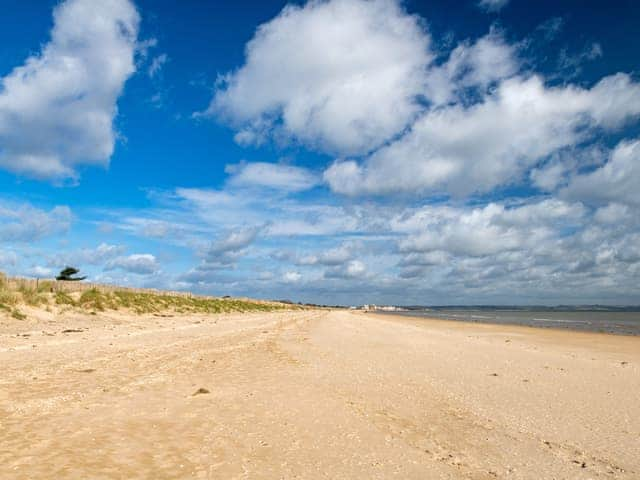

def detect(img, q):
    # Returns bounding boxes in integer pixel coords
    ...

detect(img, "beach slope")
[1,309,639,479]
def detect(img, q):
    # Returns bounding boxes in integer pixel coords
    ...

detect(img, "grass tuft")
[18,285,49,307]
[78,288,118,312]
[11,309,27,320]
[55,291,76,306]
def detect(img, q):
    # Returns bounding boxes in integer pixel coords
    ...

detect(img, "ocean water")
[375,309,640,336]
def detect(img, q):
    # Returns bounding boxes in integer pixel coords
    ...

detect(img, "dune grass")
[0,272,294,320]
[55,291,76,306]
[78,289,286,315]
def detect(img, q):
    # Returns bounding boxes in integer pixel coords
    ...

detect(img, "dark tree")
[56,267,86,282]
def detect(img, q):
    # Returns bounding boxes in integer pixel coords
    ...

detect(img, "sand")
[1,308,639,479]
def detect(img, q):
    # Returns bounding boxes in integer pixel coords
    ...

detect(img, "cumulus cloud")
[48,243,126,268]
[325,73,640,197]
[295,242,356,266]
[282,271,302,284]
[391,198,640,301]
[424,30,519,105]
[226,162,318,192]
[593,203,631,225]
[206,226,262,265]
[0,202,71,241]
[396,200,585,258]
[205,0,640,201]
[206,0,432,156]
[324,259,367,279]
[25,266,55,278]
[0,0,139,180]
[178,226,265,283]
[106,254,160,275]
[562,139,640,206]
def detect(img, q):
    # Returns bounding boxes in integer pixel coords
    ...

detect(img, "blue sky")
[1,0,639,305]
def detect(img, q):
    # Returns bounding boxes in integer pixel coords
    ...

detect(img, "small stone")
[192,387,210,396]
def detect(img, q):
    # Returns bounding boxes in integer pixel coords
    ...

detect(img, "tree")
[56,267,86,282]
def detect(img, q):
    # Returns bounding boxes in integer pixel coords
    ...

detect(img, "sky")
[1,0,639,306]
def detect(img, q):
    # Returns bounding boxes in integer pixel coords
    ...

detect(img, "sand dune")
[1,309,638,479]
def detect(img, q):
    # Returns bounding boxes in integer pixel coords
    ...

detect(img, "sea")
[373,308,640,336]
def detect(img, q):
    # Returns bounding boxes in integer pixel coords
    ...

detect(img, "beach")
[1,309,639,479]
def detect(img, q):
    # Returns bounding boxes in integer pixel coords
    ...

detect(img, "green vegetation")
[18,285,49,307]
[0,273,17,310]
[110,290,285,314]
[11,309,26,320]
[0,271,295,318]
[55,291,76,306]
[78,288,115,312]
[0,290,17,308]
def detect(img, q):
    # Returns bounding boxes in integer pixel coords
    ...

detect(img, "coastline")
[370,308,640,336]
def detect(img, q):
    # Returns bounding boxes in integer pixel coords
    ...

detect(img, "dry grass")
[0,272,297,320]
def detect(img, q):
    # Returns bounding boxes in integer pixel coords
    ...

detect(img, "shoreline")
[369,308,640,336]
[365,310,640,356]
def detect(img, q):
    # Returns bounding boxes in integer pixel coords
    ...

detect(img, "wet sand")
[1,309,639,479]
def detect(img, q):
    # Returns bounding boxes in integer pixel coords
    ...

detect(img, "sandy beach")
[1,308,639,479]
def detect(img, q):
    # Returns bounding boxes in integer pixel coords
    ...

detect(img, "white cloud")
[173,186,365,238]
[593,203,631,225]
[325,259,367,279]
[206,0,432,156]
[0,0,139,180]
[325,73,640,197]
[424,30,519,105]
[148,53,168,78]
[0,202,72,241]
[25,266,55,278]
[48,243,126,268]
[395,199,585,257]
[389,197,640,301]
[477,0,509,12]
[295,242,356,266]
[225,162,318,192]
[177,226,265,282]
[562,139,640,206]
[106,254,160,275]
[282,271,302,283]
[206,1,640,201]
[206,226,262,265]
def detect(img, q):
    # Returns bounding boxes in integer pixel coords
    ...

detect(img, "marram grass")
[0,272,297,320]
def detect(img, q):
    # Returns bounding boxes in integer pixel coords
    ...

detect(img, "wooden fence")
[0,274,280,305]
[1,276,198,298]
